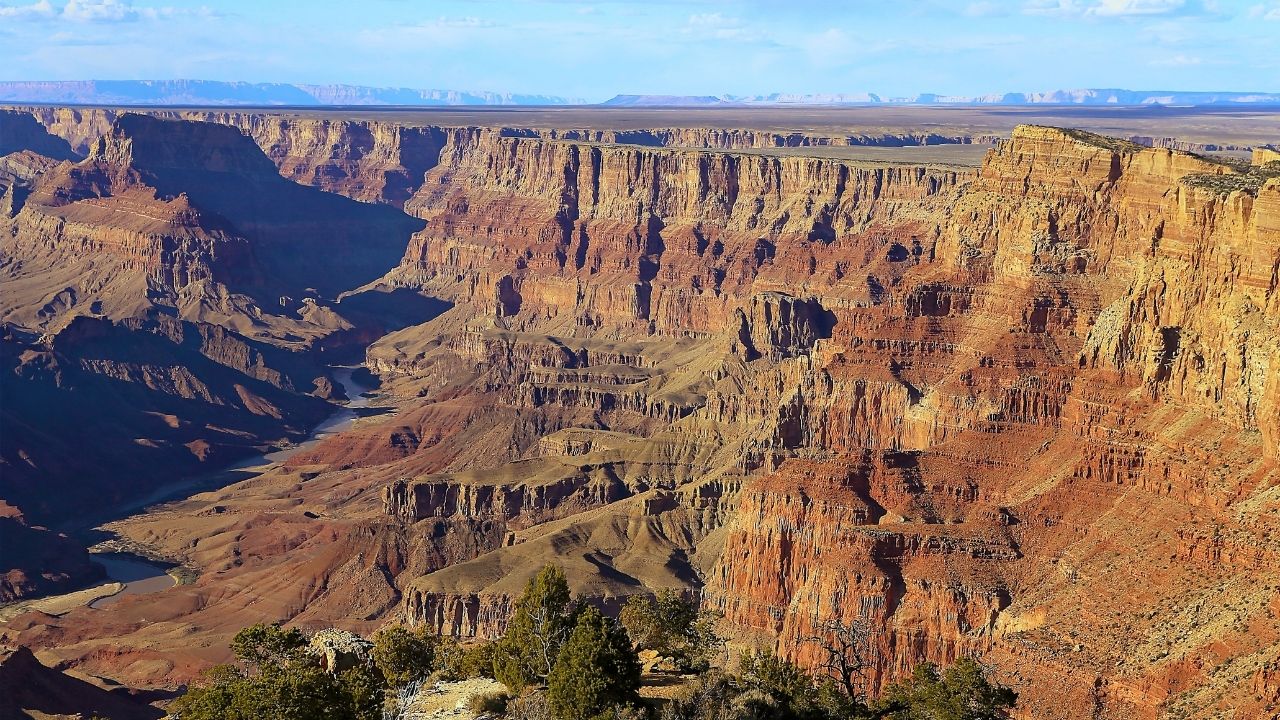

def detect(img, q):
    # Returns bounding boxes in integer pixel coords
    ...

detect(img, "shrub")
[433,637,466,681]
[372,625,437,688]
[229,622,308,667]
[506,689,552,720]
[469,690,511,715]
[338,662,386,720]
[462,640,499,679]
[547,607,642,720]
[619,590,722,670]
[878,657,1017,720]
[171,625,355,720]
[594,703,652,720]
[659,669,738,720]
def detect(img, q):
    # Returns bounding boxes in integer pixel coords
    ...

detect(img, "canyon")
[0,105,1277,720]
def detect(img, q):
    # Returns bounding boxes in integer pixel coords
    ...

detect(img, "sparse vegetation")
[373,624,438,687]
[170,567,1016,720]
[619,590,722,671]
[1056,127,1144,153]
[880,657,1018,720]
[1182,161,1280,195]
[170,623,382,720]
[436,636,500,681]
[663,651,1016,720]
[471,690,512,715]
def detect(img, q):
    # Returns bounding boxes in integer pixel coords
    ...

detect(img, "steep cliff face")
[1,113,425,343]
[19,106,447,206]
[376,125,1277,717]
[0,110,78,161]
[164,112,448,207]
[702,127,1280,717]
[393,129,964,336]
[5,116,1276,720]
[15,106,991,207]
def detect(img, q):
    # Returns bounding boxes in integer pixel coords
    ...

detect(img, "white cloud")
[0,0,209,23]
[1248,2,1280,19]
[63,0,136,21]
[1024,0,1200,16]
[1089,0,1185,16]
[1024,0,1085,15]
[0,0,55,18]
[964,2,1006,16]
[682,13,764,41]
[1150,52,1202,65]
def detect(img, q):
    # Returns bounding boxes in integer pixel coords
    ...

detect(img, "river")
[89,366,374,607]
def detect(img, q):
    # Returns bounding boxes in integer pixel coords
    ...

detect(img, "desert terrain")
[1,103,1278,719]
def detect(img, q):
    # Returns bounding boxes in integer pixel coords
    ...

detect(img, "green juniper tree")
[493,563,577,691]
[878,657,1017,720]
[171,623,358,720]
[547,607,642,720]
[372,624,438,688]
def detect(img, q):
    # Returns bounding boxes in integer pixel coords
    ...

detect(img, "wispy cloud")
[963,2,1009,16]
[1023,0,1213,16]
[1249,1,1280,19]
[1089,0,1186,16]
[1150,53,1202,66]
[0,0,211,23]
[0,0,56,18]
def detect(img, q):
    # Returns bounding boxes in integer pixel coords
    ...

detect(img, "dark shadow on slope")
[109,113,426,299]
[0,110,79,160]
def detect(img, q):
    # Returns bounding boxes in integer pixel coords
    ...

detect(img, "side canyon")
[1,106,1277,720]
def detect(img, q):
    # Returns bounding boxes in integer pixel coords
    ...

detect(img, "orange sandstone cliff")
[1,113,1276,720]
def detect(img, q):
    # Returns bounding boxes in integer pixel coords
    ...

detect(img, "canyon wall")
[15,106,987,208]
[3,110,1276,720]
[377,126,1277,718]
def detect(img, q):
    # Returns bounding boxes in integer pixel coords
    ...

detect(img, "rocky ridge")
[382,125,1279,718]
[0,114,1275,720]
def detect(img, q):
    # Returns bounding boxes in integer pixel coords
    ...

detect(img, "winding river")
[89,366,374,608]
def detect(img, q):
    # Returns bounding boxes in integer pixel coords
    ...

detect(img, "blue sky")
[0,0,1276,101]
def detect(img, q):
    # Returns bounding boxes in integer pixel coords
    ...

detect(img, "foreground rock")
[398,678,508,720]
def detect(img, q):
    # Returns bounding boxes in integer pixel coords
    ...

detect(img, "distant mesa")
[602,94,730,107]
[0,80,580,107]
[602,88,1280,107]
[1,81,1279,107]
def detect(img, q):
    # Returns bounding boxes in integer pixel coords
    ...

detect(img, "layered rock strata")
[2,119,1276,720]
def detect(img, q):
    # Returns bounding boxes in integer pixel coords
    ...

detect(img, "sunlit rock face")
[2,109,1276,720]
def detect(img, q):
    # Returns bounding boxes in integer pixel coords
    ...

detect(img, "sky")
[0,0,1277,102]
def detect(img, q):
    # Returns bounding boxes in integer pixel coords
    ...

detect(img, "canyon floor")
[0,104,1277,720]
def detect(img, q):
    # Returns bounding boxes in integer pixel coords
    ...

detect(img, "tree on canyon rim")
[171,623,381,720]
[494,563,578,691]
[619,589,723,671]
[547,606,643,720]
